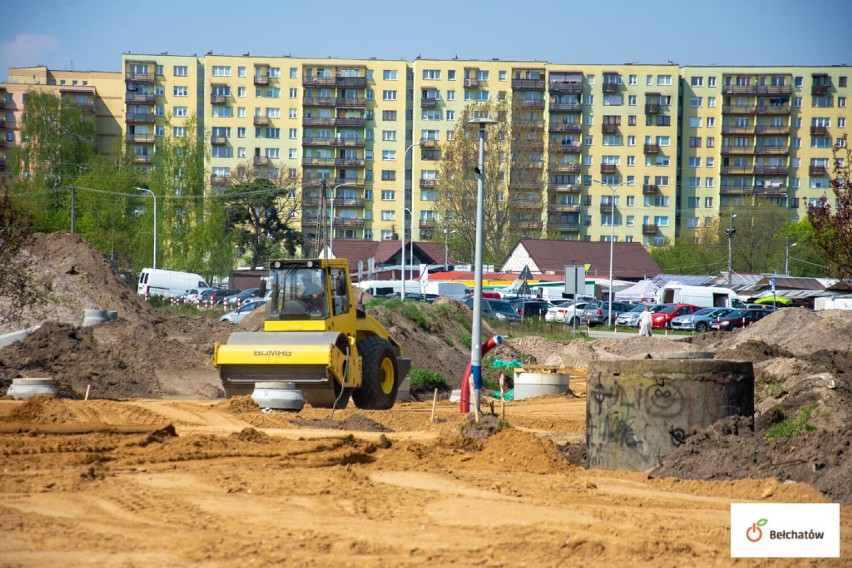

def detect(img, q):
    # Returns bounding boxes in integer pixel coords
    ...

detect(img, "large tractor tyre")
[352,336,400,410]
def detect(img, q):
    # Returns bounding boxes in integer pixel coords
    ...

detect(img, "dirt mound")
[476,427,572,474]
[291,413,393,432]
[1,396,172,426]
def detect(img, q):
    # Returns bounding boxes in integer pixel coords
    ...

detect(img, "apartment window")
[173,65,188,76]
[839,96,847,108]
[498,70,507,81]
[446,130,455,141]
[265,148,280,159]
[628,95,637,106]
[289,128,297,139]
[688,177,701,188]
[707,117,715,127]
[381,170,396,181]
[382,130,397,141]
[446,90,456,101]
[237,127,246,138]
[289,67,297,79]
[689,117,702,128]
[383,90,397,101]
[173,86,188,97]
[627,135,636,146]
[690,97,702,107]
[839,76,848,88]
[422,69,441,80]
[155,126,164,137]
[706,137,715,148]
[174,106,188,117]
[446,110,455,121]
[627,156,635,166]
[381,190,396,200]
[383,70,398,80]
[629,74,637,85]
[382,150,396,160]
[381,210,396,221]
[266,107,280,118]
[705,177,714,188]
[688,157,701,167]
[173,126,186,138]
[265,128,280,138]
[422,109,441,121]
[237,66,246,77]
[447,70,456,81]
[289,88,298,98]
[690,76,703,87]
[812,137,832,148]
[708,76,716,87]
[289,148,297,159]
[237,147,246,158]
[688,197,700,208]
[212,66,231,77]
[382,110,397,121]
[657,75,672,86]
[628,115,636,126]
[236,86,246,98]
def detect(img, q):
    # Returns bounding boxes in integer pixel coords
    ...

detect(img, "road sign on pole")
[564,265,586,296]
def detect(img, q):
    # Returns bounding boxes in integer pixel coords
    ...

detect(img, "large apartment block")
[3,55,849,253]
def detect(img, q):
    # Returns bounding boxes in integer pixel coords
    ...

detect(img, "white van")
[137,268,210,299]
[657,284,743,308]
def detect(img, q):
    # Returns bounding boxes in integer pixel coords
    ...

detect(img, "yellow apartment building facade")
[3,55,849,256]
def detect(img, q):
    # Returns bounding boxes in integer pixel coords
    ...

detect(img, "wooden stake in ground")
[430,388,438,423]
[84,384,91,401]
[499,373,505,422]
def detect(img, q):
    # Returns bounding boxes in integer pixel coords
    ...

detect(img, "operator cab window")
[269,266,329,319]
[330,267,350,316]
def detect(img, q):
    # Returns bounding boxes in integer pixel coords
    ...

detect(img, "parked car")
[220,299,267,324]
[669,307,735,332]
[709,308,770,331]
[508,298,554,319]
[462,297,523,323]
[615,303,665,327]
[581,301,633,326]
[544,301,588,324]
[221,287,261,308]
[647,304,700,329]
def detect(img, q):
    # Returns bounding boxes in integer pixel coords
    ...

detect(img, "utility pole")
[725,212,737,285]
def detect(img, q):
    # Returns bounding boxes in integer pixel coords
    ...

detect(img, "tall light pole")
[443,227,456,271]
[785,238,798,276]
[404,208,414,286]
[329,181,356,258]
[467,117,497,412]
[725,212,737,285]
[400,141,422,300]
[591,179,631,326]
[134,187,157,269]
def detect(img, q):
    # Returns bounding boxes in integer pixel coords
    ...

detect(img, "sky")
[3,0,851,81]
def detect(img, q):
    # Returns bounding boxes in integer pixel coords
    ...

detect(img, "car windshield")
[491,302,517,315]
[726,310,748,318]
[693,307,717,316]
[659,305,679,314]
[627,304,650,313]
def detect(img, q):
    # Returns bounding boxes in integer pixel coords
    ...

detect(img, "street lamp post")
[785,238,798,276]
[467,117,497,412]
[329,181,357,258]
[443,227,456,271]
[134,187,157,269]
[400,141,422,300]
[725,212,737,285]
[591,179,631,327]
[404,208,415,285]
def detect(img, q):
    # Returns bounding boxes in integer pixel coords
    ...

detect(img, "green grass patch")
[765,403,819,440]
[408,368,449,390]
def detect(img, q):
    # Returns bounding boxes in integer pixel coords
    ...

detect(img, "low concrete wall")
[586,357,754,471]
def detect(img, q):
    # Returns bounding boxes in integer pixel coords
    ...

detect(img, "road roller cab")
[213,258,410,410]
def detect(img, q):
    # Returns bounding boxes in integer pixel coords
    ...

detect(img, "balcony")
[810,125,829,136]
[722,126,754,135]
[753,165,788,175]
[331,137,365,147]
[601,123,619,134]
[419,178,438,189]
[548,220,581,232]
[600,164,618,174]
[335,117,365,128]
[548,183,581,193]
[254,75,270,86]
[303,137,333,147]
[253,156,271,166]
[125,92,156,104]
[809,165,828,176]
[510,219,543,230]
[419,219,438,229]
[419,138,439,148]
[125,72,155,83]
[753,184,787,195]
[521,99,546,109]
[127,133,155,144]
[642,224,659,234]
[463,78,480,88]
[645,103,661,114]
[755,105,790,115]
[421,149,441,161]
[599,203,615,214]
[550,163,581,174]
[335,198,365,208]
[548,203,581,214]
[335,158,365,167]
[642,184,659,194]
[753,146,789,155]
[302,117,336,127]
[602,82,619,94]
[811,84,831,96]
[253,116,271,126]
[549,102,583,113]
[337,218,365,228]
[132,154,153,164]
[549,81,583,94]
[551,142,581,153]
[210,94,228,105]
[420,97,438,108]
[722,105,756,115]
[211,174,230,188]
[514,159,545,170]
[126,113,155,123]
[302,76,366,88]
[211,135,228,145]
[720,186,755,195]
[511,199,543,209]
[721,146,755,155]
[548,122,582,133]
[643,143,660,154]
[754,125,790,135]
[336,97,367,108]
[302,157,336,167]
[512,78,546,90]
[722,85,758,95]
[720,166,753,175]
[303,96,336,107]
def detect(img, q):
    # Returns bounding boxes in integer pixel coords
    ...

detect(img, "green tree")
[8,90,97,231]
[808,135,852,281]
[649,241,723,275]
[720,200,794,274]
[223,169,302,268]
[436,100,522,265]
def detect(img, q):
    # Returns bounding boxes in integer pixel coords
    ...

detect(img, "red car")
[650,304,700,329]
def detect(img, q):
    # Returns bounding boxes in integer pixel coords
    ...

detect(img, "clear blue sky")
[3,0,851,80]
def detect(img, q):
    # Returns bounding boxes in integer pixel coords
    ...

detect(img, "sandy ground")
[1,374,849,567]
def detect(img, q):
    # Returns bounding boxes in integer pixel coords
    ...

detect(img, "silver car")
[615,303,662,327]
[670,307,734,332]
[220,299,267,324]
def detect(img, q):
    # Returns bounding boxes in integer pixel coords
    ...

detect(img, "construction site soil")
[0,231,849,566]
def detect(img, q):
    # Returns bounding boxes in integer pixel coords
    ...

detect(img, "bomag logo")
[254,349,293,357]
